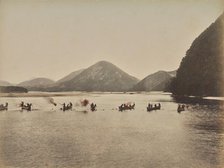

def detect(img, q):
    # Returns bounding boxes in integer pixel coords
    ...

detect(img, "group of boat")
[0,101,188,113]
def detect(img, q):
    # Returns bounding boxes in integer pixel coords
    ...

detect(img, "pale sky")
[0,0,223,83]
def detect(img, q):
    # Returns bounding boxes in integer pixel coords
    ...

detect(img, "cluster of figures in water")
[118,103,135,111]
[0,103,8,111]
[60,102,97,112]
[20,102,32,111]
[147,103,161,112]
[177,104,188,113]
[118,102,161,112]
[0,101,187,113]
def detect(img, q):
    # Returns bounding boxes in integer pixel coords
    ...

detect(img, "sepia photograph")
[0,0,224,167]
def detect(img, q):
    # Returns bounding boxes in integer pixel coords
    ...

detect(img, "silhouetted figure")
[0,102,8,111]
[62,103,66,111]
[177,104,185,113]
[69,102,73,110]
[20,101,24,107]
[154,104,157,109]
[91,103,97,111]
[158,103,161,109]
[27,103,32,111]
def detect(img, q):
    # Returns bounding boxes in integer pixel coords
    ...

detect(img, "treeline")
[0,86,28,93]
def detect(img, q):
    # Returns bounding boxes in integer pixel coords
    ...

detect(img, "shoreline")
[0,92,224,101]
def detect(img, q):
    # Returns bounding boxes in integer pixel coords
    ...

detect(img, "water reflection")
[178,99,224,168]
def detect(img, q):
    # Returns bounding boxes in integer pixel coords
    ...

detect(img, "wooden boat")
[0,103,8,111]
[21,104,32,111]
[61,103,73,111]
[147,105,161,112]
[118,103,135,111]
[177,105,185,113]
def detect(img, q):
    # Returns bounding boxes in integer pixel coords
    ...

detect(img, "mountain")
[18,78,55,91]
[171,13,224,96]
[49,61,139,92]
[131,71,175,92]
[56,69,84,84]
[0,80,11,86]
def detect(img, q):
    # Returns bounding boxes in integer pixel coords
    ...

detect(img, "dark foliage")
[171,13,224,96]
[0,86,28,93]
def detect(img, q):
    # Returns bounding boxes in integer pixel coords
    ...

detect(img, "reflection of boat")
[0,103,8,111]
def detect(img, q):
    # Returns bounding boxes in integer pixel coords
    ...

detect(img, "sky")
[0,0,223,83]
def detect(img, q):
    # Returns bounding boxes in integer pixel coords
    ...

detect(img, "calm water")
[0,92,223,168]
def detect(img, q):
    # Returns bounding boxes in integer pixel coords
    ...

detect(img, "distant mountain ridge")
[48,61,139,92]
[0,80,12,86]
[4,61,177,92]
[131,70,176,92]
[18,78,55,91]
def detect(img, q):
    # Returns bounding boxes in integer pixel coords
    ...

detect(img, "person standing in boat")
[20,101,24,107]
[62,103,66,111]
[28,103,32,111]
[69,102,73,110]
[158,103,161,109]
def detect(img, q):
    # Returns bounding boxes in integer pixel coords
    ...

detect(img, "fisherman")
[177,104,182,113]
[119,104,124,112]
[131,103,135,110]
[5,102,8,110]
[27,103,32,111]
[90,103,96,111]
[154,104,157,109]
[20,101,24,107]
[66,103,70,109]
[26,103,29,109]
[181,104,185,110]
[158,103,161,109]
[62,103,66,111]
[69,102,73,110]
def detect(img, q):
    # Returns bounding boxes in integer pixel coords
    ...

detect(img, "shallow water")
[0,93,223,168]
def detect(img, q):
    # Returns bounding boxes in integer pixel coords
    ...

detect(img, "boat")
[0,103,8,111]
[147,103,161,112]
[177,104,185,113]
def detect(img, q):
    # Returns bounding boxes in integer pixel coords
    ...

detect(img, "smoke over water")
[44,97,57,106]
